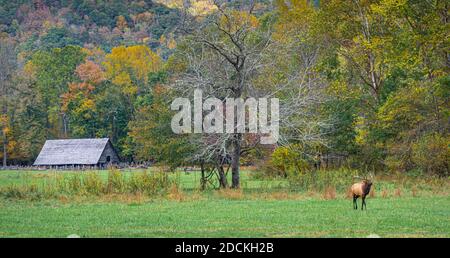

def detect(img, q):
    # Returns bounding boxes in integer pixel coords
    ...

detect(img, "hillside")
[0,0,181,56]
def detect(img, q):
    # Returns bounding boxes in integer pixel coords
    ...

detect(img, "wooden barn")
[33,138,120,168]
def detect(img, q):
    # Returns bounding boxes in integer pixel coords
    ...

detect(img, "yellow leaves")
[159,35,166,46]
[155,0,217,16]
[354,116,369,146]
[111,72,137,96]
[155,0,184,9]
[167,37,177,49]
[219,10,259,33]
[104,45,162,96]
[123,85,139,96]
[370,0,407,16]
[326,81,361,100]
[1,114,11,136]
[188,0,217,16]
[105,45,162,80]
[7,140,16,151]
[273,0,316,43]
[116,15,128,31]
[23,61,37,78]
[81,99,95,110]
[112,71,132,86]
[160,34,177,49]
[62,82,96,113]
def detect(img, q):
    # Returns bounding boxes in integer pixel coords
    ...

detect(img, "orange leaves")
[76,60,105,84]
[62,82,96,112]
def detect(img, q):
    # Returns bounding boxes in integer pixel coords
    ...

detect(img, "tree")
[40,27,82,50]
[169,0,327,188]
[29,45,86,138]
[62,59,106,138]
[104,45,162,112]
[129,84,195,169]
[173,1,269,188]
[0,36,17,166]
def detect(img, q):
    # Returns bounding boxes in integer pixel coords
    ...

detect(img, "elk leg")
[361,196,366,210]
[353,195,358,210]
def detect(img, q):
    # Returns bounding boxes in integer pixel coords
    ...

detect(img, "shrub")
[256,145,311,178]
[83,172,104,195]
[412,133,449,176]
[287,168,359,192]
[0,184,42,200]
[128,170,172,196]
[68,174,83,194]
[107,169,126,193]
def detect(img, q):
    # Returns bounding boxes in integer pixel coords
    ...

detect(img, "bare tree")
[171,0,328,188]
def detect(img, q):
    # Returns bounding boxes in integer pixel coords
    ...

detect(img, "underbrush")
[0,169,175,201]
[1,168,448,202]
[249,168,450,200]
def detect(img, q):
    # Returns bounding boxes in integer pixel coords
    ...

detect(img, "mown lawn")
[0,169,449,237]
[0,196,449,237]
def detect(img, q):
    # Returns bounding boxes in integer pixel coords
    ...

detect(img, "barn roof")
[33,138,112,165]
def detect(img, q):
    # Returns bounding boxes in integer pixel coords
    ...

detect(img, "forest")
[0,0,448,188]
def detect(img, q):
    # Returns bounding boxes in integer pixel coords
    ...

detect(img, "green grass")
[0,169,449,237]
[0,169,289,191]
[0,197,448,237]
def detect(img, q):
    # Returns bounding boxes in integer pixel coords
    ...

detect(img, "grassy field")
[0,169,449,238]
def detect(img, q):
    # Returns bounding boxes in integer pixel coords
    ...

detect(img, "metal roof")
[33,138,111,165]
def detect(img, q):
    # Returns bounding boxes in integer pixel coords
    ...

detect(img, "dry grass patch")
[167,185,185,201]
[395,188,402,197]
[215,189,244,200]
[322,186,336,200]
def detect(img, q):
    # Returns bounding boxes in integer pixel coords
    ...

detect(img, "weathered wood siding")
[33,138,120,166]
[98,141,120,164]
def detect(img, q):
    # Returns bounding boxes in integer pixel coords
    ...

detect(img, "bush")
[287,168,359,192]
[128,171,172,195]
[412,133,449,176]
[67,174,82,194]
[257,145,311,178]
[107,169,126,193]
[0,169,175,200]
[83,172,104,195]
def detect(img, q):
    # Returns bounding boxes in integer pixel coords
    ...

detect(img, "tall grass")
[287,168,359,192]
[0,169,175,200]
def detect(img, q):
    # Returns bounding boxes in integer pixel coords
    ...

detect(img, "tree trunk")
[200,162,206,191]
[231,133,241,188]
[2,104,7,167]
[216,164,228,189]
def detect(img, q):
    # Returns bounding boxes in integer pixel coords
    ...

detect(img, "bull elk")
[351,174,374,210]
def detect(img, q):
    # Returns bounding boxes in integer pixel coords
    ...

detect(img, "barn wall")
[98,142,120,164]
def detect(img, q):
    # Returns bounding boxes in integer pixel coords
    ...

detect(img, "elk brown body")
[351,180,373,210]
